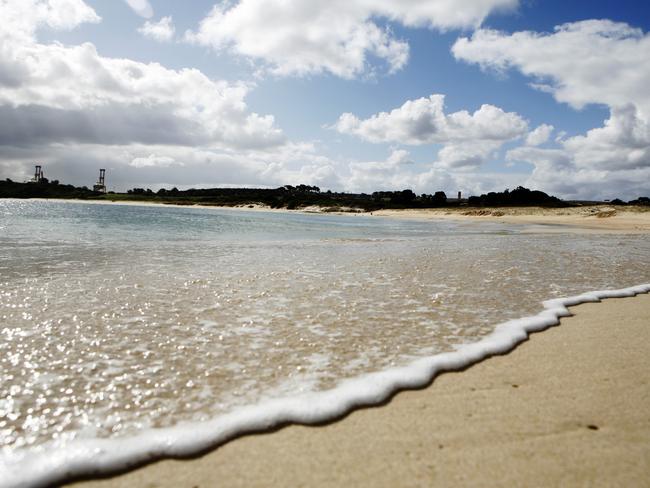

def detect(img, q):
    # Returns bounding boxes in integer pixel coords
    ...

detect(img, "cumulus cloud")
[0,42,285,149]
[186,0,518,78]
[333,94,528,168]
[0,7,284,151]
[507,145,650,200]
[506,105,650,198]
[0,0,101,43]
[454,20,650,198]
[435,141,502,169]
[564,105,650,171]
[348,148,413,175]
[123,0,153,19]
[453,20,650,113]
[138,16,175,42]
[343,149,527,195]
[0,0,316,192]
[333,94,527,145]
[525,124,553,146]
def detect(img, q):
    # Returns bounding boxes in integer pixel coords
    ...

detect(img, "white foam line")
[2,283,649,488]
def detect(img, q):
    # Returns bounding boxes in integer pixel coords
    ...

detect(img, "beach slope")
[72,293,650,487]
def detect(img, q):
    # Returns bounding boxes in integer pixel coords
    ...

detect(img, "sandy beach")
[69,292,650,487]
[373,205,650,233]
[32,198,650,233]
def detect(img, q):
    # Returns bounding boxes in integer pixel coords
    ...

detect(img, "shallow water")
[1,200,649,465]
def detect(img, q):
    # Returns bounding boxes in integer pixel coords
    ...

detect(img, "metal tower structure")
[32,165,43,183]
[93,168,106,193]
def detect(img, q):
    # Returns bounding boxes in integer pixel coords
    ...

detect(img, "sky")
[1,0,649,200]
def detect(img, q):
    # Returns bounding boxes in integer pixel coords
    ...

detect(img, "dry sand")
[71,292,650,488]
[374,206,650,233]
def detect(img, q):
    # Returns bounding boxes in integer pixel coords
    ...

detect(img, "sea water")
[1,199,649,487]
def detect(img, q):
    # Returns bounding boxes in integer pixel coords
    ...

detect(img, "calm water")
[1,200,649,461]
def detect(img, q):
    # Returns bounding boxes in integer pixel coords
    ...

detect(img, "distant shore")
[373,205,650,233]
[24,197,650,233]
[71,292,650,487]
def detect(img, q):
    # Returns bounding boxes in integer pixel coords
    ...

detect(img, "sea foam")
[2,284,648,488]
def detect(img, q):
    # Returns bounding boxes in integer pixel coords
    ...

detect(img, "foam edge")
[3,283,650,488]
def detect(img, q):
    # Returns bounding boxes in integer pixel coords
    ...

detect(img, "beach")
[3,199,649,487]
[70,292,650,487]
[36,198,650,233]
[4,2,650,487]
[373,205,650,233]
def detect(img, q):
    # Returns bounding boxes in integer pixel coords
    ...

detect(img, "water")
[1,199,649,486]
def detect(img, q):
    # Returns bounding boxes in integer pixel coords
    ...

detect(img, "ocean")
[1,199,649,487]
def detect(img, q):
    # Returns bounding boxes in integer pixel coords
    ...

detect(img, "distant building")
[93,168,106,193]
[446,190,467,205]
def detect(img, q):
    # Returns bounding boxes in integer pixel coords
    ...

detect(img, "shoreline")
[372,206,650,233]
[70,291,650,488]
[13,197,650,233]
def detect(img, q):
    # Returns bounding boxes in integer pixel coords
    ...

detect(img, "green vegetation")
[467,186,565,207]
[0,180,455,211]
[1,178,648,210]
[122,185,453,211]
[0,178,97,199]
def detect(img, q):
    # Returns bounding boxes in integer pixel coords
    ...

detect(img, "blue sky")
[2,0,650,199]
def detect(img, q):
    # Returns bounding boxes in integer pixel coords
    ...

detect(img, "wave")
[2,283,649,488]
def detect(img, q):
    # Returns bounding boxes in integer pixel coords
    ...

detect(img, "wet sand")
[71,292,650,487]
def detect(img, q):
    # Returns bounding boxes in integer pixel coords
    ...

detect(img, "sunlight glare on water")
[1,199,649,454]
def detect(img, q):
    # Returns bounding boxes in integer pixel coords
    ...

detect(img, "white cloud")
[0,0,307,191]
[436,141,504,169]
[562,105,650,172]
[343,149,527,195]
[525,124,553,146]
[186,0,518,78]
[348,148,413,175]
[0,18,285,150]
[452,20,650,113]
[138,16,175,42]
[333,94,527,169]
[0,0,101,42]
[333,94,528,145]
[130,154,179,168]
[454,20,650,199]
[507,146,650,200]
[506,105,650,199]
[5,140,347,192]
[123,0,153,19]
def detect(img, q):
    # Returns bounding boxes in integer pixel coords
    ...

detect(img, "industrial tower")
[93,169,106,193]
[32,165,44,183]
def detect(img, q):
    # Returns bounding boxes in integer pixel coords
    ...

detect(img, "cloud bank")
[0,0,320,191]
[454,20,650,199]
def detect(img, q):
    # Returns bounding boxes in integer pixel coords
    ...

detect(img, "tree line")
[2,178,649,210]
